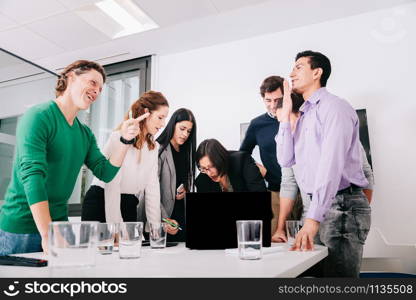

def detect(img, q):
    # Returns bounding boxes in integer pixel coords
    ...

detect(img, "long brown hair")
[157,108,197,192]
[117,91,169,150]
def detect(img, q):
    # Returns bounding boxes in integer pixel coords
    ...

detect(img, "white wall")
[155,2,416,254]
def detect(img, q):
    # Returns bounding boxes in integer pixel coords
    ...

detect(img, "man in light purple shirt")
[276,50,371,277]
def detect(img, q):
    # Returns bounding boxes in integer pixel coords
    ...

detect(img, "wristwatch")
[119,136,136,145]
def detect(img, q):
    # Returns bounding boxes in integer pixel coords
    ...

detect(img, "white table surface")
[0,243,328,278]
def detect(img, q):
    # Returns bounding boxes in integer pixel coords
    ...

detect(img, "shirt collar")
[300,87,327,113]
[306,87,327,104]
[266,112,276,119]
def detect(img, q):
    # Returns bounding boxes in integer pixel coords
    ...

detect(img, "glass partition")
[0,48,57,203]
[0,49,150,215]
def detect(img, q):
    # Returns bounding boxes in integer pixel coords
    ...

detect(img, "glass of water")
[97,223,117,255]
[48,221,98,268]
[286,220,302,247]
[118,222,143,259]
[113,223,120,252]
[149,222,167,249]
[236,220,262,260]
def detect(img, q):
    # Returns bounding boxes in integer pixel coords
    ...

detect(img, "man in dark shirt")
[240,76,302,235]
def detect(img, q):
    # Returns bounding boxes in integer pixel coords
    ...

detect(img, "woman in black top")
[195,139,266,192]
[157,108,197,241]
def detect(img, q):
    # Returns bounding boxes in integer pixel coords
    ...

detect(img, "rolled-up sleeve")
[360,143,374,190]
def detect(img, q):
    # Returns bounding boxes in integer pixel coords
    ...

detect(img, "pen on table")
[162,218,183,230]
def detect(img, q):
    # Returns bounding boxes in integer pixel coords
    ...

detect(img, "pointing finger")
[135,112,150,122]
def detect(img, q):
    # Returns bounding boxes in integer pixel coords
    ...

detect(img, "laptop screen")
[185,192,272,249]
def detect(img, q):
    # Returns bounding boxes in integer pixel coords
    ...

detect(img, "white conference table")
[1,243,327,278]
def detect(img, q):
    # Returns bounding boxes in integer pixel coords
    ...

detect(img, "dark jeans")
[81,185,139,222]
[302,188,371,277]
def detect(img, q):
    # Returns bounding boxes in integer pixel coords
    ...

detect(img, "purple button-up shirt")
[275,88,368,222]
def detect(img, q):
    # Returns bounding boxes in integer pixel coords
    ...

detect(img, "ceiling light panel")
[74,0,158,39]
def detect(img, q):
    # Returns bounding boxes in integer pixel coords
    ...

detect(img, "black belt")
[336,184,362,195]
[307,184,362,197]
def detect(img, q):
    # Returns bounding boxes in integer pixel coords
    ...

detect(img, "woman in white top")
[81,91,169,224]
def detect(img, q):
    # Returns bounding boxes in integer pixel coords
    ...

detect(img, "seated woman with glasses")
[195,139,266,192]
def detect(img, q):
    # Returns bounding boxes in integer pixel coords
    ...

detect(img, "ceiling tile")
[57,0,100,10]
[26,12,111,51]
[0,0,67,24]
[211,0,269,12]
[210,0,271,12]
[0,27,64,60]
[134,0,217,27]
[0,12,18,31]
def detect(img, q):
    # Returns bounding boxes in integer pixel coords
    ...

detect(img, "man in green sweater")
[0,60,149,255]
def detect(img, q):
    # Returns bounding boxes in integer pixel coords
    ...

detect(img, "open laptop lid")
[185,192,272,250]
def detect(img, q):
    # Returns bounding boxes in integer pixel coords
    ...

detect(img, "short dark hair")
[196,139,229,177]
[55,60,106,97]
[276,93,304,113]
[259,76,284,98]
[295,50,331,87]
[157,108,197,191]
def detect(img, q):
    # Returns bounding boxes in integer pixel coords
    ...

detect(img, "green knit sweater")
[0,101,119,233]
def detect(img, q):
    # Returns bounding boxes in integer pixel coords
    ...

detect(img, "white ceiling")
[0,0,414,74]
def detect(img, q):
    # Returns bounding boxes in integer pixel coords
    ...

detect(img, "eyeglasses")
[198,165,215,174]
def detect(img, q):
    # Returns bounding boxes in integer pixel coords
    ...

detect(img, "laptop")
[185,192,272,249]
